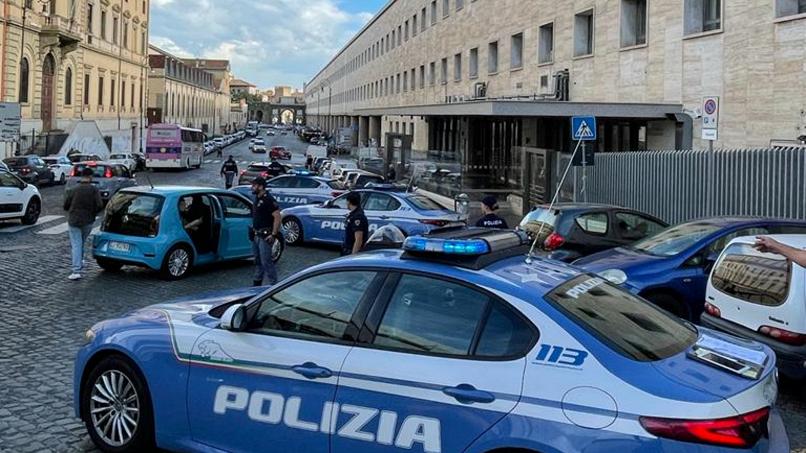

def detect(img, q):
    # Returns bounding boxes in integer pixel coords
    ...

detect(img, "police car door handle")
[379,215,390,220]
[442,384,495,404]
[291,362,333,380]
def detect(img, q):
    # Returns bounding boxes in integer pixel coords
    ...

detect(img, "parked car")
[213,137,226,149]
[67,153,104,164]
[702,235,806,381]
[0,170,41,224]
[267,130,276,136]
[270,146,291,160]
[108,153,138,171]
[575,217,806,321]
[3,156,55,185]
[92,187,282,279]
[237,162,290,186]
[233,174,343,210]
[0,161,8,172]
[518,204,668,262]
[359,157,386,175]
[42,155,73,185]
[343,169,385,189]
[66,162,137,203]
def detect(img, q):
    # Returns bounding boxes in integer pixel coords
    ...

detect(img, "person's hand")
[754,236,782,254]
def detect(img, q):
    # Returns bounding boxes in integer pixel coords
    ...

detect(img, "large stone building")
[181,58,241,134]
[306,0,806,195]
[0,0,150,158]
[230,78,256,97]
[147,44,219,134]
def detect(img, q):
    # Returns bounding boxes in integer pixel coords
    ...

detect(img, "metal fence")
[555,147,806,224]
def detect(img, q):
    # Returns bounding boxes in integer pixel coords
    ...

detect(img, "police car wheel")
[82,355,154,452]
[282,217,303,245]
[160,245,193,280]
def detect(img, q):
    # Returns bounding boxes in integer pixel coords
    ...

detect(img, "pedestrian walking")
[342,192,369,256]
[249,176,281,286]
[306,155,314,171]
[475,195,509,229]
[64,167,103,280]
[220,155,238,189]
[216,144,223,158]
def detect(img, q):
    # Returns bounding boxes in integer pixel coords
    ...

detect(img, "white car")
[703,234,806,382]
[108,153,137,171]
[0,170,41,224]
[42,155,72,185]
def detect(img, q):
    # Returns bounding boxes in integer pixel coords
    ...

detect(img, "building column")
[369,116,382,147]
[350,116,359,146]
[359,116,370,147]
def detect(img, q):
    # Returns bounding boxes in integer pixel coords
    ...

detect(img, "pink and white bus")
[145,124,205,170]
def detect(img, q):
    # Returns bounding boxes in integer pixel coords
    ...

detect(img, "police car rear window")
[247,165,269,172]
[545,275,697,362]
[407,195,443,211]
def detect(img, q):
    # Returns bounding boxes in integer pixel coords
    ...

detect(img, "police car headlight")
[84,328,97,344]
[599,269,628,285]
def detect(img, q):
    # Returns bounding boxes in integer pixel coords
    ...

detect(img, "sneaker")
[68,273,82,281]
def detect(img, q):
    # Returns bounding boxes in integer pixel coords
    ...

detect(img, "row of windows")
[164,92,216,120]
[86,74,142,111]
[86,2,148,55]
[308,0,806,105]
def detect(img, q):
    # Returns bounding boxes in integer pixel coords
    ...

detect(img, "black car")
[2,156,55,185]
[518,203,668,262]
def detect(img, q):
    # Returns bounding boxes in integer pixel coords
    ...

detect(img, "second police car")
[74,229,788,453]
[280,185,466,246]
[232,173,344,210]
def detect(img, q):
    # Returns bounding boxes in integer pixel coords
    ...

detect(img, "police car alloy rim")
[168,249,190,276]
[283,219,300,243]
[89,370,140,447]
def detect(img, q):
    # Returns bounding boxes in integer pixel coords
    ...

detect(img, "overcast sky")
[149,0,387,90]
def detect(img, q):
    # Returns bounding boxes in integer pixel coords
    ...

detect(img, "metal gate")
[555,147,806,224]
[520,147,552,215]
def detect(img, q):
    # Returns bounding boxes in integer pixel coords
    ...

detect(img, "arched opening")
[41,54,56,131]
[18,57,29,103]
[255,110,264,123]
[280,109,295,125]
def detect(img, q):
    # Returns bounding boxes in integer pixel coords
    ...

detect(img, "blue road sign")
[571,116,597,141]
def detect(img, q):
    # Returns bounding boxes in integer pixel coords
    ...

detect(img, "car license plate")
[109,241,131,253]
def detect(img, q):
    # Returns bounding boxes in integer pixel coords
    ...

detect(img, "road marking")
[204,160,213,164]
[213,160,221,164]
[0,215,63,234]
[37,221,71,235]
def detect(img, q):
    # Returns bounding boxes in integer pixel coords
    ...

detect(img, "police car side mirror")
[220,304,248,332]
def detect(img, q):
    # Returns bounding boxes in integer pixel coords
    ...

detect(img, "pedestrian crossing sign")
[571,116,597,141]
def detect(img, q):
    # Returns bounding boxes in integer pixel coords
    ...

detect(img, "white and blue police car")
[74,229,788,453]
[280,185,466,246]
[232,174,344,210]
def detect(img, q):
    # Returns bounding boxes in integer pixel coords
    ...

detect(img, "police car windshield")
[631,223,722,256]
[407,195,443,211]
[545,275,697,361]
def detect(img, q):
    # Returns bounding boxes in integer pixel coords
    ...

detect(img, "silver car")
[65,162,137,202]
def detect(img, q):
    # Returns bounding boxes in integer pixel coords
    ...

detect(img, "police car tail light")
[419,219,450,227]
[331,191,344,198]
[639,407,769,449]
[104,167,113,178]
[704,302,721,318]
[543,232,566,250]
[758,325,806,346]
[403,237,490,255]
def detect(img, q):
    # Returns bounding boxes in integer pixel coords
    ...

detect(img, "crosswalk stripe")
[204,160,212,164]
[213,160,221,164]
[0,215,63,234]
[37,221,71,236]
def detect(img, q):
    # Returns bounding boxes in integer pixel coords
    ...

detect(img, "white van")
[702,235,806,381]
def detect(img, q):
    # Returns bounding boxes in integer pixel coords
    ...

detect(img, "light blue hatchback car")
[92,186,282,280]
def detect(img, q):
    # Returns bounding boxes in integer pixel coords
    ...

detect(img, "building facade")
[230,78,256,97]
[305,0,806,199]
[181,58,238,134]
[0,0,150,158]
[147,45,218,134]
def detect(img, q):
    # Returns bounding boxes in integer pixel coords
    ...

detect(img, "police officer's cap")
[482,195,499,210]
[252,176,267,187]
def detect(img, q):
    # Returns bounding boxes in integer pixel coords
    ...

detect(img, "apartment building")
[0,0,150,157]
[305,0,806,197]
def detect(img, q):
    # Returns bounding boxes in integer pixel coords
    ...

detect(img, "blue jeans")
[252,237,278,285]
[69,224,94,274]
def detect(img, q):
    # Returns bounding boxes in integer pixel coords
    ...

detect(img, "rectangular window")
[396,73,401,93]
[131,82,135,107]
[776,0,806,17]
[621,0,647,47]
[412,15,418,36]
[123,20,129,48]
[419,65,426,88]
[411,68,416,90]
[392,30,396,48]
[141,31,146,54]
[457,0,464,10]
[100,10,106,39]
[442,0,450,17]
[110,78,115,106]
[98,76,104,105]
[539,22,554,63]
[469,47,478,78]
[574,9,594,57]
[421,7,427,31]
[440,57,448,84]
[511,33,524,69]
[488,41,499,73]
[684,0,721,35]
[121,81,126,108]
[112,16,118,44]
[429,61,436,85]
[88,4,95,34]
[83,74,90,105]
[403,71,408,92]
[454,53,462,81]
[431,1,437,25]
[404,20,409,41]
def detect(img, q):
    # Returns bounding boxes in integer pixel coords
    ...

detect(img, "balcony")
[41,15,82,53]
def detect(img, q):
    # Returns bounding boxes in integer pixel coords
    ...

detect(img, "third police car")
[233,174,344,210]
[75,229,788,453]
[280,185,466,246]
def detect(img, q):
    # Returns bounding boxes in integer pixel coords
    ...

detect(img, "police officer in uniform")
[249,176,282,286]
[220,156,238,189]
[342,192,369,256]
[475,195,509,229]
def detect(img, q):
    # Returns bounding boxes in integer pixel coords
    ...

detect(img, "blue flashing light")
[403,236,490,256]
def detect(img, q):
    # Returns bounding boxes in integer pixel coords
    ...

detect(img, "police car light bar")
[404,237,491,255]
